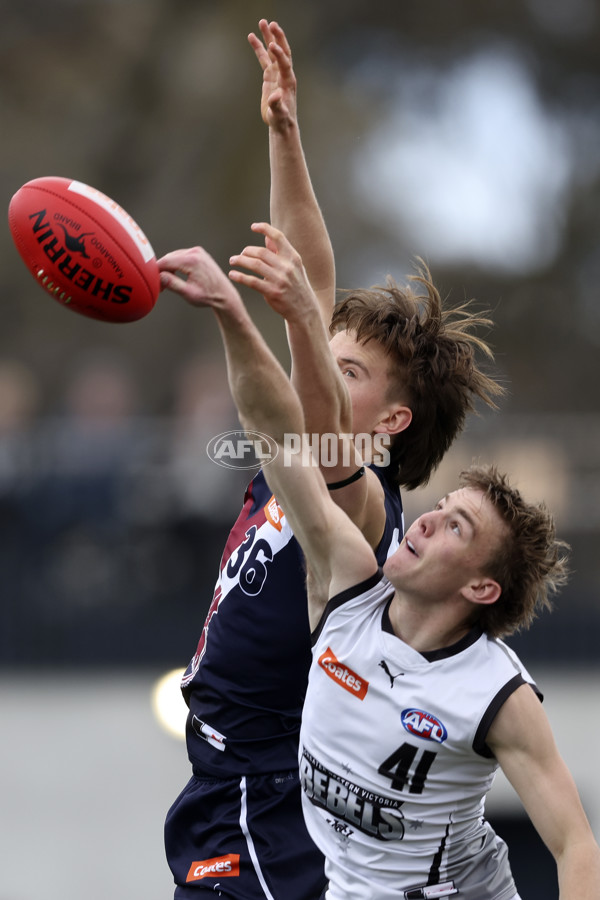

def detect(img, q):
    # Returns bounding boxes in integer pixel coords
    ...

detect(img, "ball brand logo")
[318,647,369,699]
[55,222,93,258]
[206,430,278,470]
[186,853,240,882]
[27,208,133,305]
[401,708,448,744]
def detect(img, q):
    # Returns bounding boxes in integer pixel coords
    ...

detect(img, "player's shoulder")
[323,567,391,625]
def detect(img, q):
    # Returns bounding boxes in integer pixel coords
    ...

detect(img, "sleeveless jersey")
[300,570,540,900]
[181,465,404,776]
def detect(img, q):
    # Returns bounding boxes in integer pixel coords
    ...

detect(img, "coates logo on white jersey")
[318,647,368,699]
[186,854,240,882]
[401,708,448,744]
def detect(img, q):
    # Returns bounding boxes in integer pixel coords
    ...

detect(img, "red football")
[8,176,160,323]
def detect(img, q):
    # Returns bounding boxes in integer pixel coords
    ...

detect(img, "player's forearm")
[287,305,350,437]
[556,838,600,899]
[214,303,304,445]
[269,125,335,324]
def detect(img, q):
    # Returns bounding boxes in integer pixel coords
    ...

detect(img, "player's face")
[384,487,505,602]
[329,330,400,437]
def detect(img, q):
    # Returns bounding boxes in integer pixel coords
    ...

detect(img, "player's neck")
[387,592,476,655]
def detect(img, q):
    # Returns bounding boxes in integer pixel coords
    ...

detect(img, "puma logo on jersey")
[318,647,368,699]
[379,659,404,687]
[264,495,284,531]
[186,854,240,882]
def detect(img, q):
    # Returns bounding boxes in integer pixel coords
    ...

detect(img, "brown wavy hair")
[330,261,504,490]
[460,464,570,637]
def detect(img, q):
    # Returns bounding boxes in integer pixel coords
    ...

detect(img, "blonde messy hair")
[460,464,570,638]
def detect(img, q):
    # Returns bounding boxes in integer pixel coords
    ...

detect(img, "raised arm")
[229,222,350,434]
[487,683,600,898]
[158,247,377,626]
[248,19,335,325]
[247,24,394,548]
[230,223,390,549]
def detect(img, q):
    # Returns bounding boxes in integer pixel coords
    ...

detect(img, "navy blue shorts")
[165,766,327,900]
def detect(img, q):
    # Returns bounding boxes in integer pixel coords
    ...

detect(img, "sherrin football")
[8,176,160,323]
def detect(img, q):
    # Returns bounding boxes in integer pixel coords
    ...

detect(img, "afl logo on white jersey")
[401,708,448,744]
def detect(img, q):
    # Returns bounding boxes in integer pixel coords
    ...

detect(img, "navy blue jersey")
[181,465,403,776]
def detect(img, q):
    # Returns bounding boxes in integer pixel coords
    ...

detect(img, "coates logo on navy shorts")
[401,708,448,743]
[186,853,240,882]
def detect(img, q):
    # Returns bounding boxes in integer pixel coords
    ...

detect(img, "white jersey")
[300,570,540,900]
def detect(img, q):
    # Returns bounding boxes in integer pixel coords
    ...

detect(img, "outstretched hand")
[158,247,241,310]
[248,19,297,132]
[229,223,320,321]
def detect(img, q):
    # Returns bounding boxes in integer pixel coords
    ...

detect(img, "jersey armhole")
[473,674,543,757]
[311,567,384,646]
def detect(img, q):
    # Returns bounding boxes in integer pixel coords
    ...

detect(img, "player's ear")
[374,404,412,436]
[461,578,501,607]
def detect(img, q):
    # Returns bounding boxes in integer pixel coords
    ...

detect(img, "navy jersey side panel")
[181,466,403,776]
[370,464,404,565]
